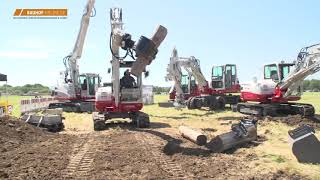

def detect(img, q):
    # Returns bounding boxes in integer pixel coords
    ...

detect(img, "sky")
[1,0,320,88]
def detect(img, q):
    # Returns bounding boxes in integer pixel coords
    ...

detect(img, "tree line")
[0,80,318,96]
[153,86,171,94]
[0,84,51,95]
[303,79,320,91]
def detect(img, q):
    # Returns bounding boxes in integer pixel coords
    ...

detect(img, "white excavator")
[238,43,320,117]
[92,8,167,130]
[164,48,241,110]
[165,48,207,107]
[50,0,101,112]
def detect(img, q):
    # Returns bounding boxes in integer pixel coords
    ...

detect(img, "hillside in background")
[0,84,51,95]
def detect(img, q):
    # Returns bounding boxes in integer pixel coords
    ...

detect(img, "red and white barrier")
[20,97,58,114]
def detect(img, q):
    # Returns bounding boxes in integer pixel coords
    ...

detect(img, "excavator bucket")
[20,108,64,132]
[131,25,167,76]
[288,125,320,164]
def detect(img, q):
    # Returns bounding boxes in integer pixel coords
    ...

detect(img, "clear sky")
[1,0,320,88]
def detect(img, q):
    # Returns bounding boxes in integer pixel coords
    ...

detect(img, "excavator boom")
[280,43,320,97]
[166,48,208,105]
[64,0,95,90]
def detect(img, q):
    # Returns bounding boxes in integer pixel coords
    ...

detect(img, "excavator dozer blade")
[288,125,320,164]
[158,101,175,108]
[131,25,167,76]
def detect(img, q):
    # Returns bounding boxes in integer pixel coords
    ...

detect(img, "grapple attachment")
[131,25,167,76]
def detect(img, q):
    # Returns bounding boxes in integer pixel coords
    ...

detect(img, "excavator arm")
[166,48,208,105]
[63,0,95,92]
[279,43,320,97]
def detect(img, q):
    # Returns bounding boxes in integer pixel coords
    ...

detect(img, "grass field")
[3,93,320,179]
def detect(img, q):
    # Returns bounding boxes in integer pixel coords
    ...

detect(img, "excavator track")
[237,102,315,117]
[63,133,94,179]
[134,132,193,179]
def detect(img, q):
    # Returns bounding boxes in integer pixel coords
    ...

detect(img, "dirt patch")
[93,127,303,179]
[0,116,76,179]
[0,116,306,179]
[261,115,320,129]
[91,130,169,179]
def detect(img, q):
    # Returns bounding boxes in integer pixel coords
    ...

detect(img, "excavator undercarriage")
[237,102,315,117]
[187,94,240,110]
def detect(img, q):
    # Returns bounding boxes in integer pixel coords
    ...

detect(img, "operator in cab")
[120,69,136,88]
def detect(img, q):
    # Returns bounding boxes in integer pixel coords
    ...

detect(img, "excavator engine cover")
[135,36,158,62]
[288,125,320,164]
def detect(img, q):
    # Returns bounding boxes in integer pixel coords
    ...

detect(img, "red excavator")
[163,48,240,110]
[92,8,167,130]
[237,43,320,117]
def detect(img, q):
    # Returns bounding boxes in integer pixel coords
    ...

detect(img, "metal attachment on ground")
[206,119,257,153]
[288,125,320,164]
[20,108,64,132]
[179,126,207,146]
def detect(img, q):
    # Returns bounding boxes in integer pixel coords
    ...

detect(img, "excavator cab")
[79,73,100,98]
[189,75,197,94]
[264,63,295,82]
[180,74,197,94]
[119,66,143,102]
[211,64,238,91]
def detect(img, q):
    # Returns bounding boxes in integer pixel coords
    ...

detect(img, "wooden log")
[206,124,257,153]
[179,126,207,146]
[131,25,167,76]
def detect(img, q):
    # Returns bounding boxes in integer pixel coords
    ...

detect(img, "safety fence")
[20,97,58,114]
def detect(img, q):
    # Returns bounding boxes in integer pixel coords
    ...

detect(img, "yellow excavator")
[0,73,13,116]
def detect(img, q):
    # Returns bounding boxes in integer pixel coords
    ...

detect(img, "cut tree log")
[131,25,168,76]
[179,126,207,146]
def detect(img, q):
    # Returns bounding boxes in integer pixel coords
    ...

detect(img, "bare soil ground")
[0,115,305,180]
[0,116,76,179]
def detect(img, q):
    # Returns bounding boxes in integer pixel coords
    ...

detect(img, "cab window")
[281,66,290,80]
[212,66,223,80]
[88,77,95,95]
[181,75,189,93]
[264,65,278,81]
[79,76,87,90]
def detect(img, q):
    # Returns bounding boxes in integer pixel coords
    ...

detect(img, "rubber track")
[135,132,193,179]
